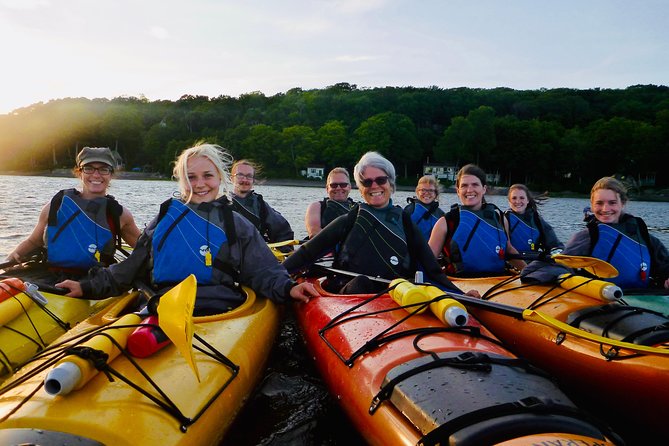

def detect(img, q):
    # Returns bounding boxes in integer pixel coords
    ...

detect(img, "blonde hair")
[416,175,442,198]
[326,167,350,185]
[172,142,233,203]
[231,159,262,178]
[591,176,629,205]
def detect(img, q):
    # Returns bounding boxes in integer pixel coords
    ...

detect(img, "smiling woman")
[283,151,471,297]
[5,147,141,278]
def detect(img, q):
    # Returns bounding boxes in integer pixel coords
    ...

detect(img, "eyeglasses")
[329,182,349,189]
[234,173,254,180]
[81,165,113,175]
[360,176,389,188]
[417,188,437,194]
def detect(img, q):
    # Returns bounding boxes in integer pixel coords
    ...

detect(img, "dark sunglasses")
[360,176,389,188]
[329,182,349,189]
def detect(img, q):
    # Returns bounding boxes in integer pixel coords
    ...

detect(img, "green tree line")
[1,83,668,192]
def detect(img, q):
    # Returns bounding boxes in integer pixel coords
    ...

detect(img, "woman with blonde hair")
[563,176,669,289]
[57,142,318,314]
[403,175,446,242]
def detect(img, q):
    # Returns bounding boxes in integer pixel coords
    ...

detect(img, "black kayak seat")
[567,302,669,346]
[378,351,611,446]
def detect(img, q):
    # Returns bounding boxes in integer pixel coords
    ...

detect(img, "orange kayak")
[450,275,669,438]
[294,278,622,445]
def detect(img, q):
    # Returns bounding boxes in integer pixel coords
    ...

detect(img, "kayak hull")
[0,288,280,446]
[0,280,122,382]
[450,275,669,436]
[294,279,619,445]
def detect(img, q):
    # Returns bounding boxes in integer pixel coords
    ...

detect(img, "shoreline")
[2,171,668,201]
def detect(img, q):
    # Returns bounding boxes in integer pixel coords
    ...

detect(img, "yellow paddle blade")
[156,274,199,381]
[268,239,300,263]
[552,254,619,279]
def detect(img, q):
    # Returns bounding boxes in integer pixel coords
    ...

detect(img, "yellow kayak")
[0,276,122,383]
[0,286,280,446]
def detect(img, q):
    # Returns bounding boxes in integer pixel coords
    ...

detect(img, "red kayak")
[294,278,622,445]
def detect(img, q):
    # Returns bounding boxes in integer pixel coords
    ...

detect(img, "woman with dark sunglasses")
[284,152,470,296]
[304,167,356,238]
[6,147,141,276]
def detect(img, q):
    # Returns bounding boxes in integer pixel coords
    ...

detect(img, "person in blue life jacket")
[56,143,319,315]
[304,167,356,239]
[562,176,669,290]
[403,175,446,242]
[230,159,294,251]
[504,184,564,255]
[6,147,141,276]
[283,151,479,297]
[428,164,526,277]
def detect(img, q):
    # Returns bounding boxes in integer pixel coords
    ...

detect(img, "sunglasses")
[234,173,254,180]
[329,182,349,189]
[81,165,113,175]
[360,176,389,188]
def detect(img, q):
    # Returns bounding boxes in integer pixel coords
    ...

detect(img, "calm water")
[1,175,668,445]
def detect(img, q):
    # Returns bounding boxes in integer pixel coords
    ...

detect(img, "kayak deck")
[0,287,280,446]
[450,274,669,437]
[294,278,621,445]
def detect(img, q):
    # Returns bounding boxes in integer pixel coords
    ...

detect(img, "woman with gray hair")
[284,152,468,295]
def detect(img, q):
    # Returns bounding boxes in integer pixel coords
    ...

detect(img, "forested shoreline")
[1,83,667,193]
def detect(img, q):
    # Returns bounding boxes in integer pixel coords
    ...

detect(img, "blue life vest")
[46,189,119,269]
[444,204,507,275]
[589,217,651,289]
[506,210,542,253]
[152,200,228,285]
[405,198,445,242]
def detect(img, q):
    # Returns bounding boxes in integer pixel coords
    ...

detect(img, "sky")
[0,0,667,115]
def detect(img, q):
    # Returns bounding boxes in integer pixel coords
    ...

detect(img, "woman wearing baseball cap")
[6,147,141,275]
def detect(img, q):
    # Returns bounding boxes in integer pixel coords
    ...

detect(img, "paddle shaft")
[311,263,525,320]
[310,263,669,356]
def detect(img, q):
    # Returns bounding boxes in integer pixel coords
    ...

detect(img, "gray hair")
[353,151,396,193]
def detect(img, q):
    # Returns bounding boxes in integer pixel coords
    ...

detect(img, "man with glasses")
[304,167,356,239]
[6,147,140,276]
[403,175,446,242]
[230,159,294,249]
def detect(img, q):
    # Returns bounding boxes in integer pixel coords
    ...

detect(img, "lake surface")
[2,175,668,256]
[1,175,667,445]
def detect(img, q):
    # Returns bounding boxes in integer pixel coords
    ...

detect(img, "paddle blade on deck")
[552,254,619,279]
[156,274,199,381]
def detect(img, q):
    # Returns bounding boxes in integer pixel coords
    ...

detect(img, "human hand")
[55,280,84,298]
[289,282,320,303]
[465,289,481,298]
